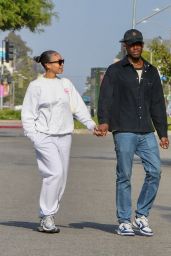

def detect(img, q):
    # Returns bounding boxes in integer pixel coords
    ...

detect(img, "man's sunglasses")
[48,59,64,65]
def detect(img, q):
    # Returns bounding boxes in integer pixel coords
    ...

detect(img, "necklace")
[130,60,143,69]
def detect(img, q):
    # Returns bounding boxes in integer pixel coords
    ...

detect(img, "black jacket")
[98,56,168,139]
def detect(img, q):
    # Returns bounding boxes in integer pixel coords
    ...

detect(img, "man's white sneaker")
[117,222,135,236]
[133,216,153,236]
[37,215,60,233]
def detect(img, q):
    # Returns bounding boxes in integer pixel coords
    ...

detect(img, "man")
[97,29,169,236]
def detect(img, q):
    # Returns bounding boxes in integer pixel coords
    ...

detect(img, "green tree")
[147,39,171,100]
[0,0,57,32]
[142,50,151,63]
[7,31,32,58]
[148,39,171,83]
[4,32,41,106]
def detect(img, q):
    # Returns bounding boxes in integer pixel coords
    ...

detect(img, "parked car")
[14,105,22,111]
[166,102,171,117]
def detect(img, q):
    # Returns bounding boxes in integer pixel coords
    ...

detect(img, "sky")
[0,0,171,94]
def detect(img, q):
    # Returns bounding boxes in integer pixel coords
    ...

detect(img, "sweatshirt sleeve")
[21,83,40,138]
[68,80,96,131]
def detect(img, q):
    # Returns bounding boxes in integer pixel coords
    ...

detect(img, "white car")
[167,103,171,117]
[14,105,22,111]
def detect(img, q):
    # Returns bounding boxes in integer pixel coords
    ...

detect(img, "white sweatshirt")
[21,76,96,139]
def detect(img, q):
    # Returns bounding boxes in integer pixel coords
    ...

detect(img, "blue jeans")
[113,132,161,224]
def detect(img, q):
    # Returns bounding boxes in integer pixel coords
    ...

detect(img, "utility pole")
[0,38,15,109]
[0,40,5,110]
[132,2,171,28]
[132,0,137,29]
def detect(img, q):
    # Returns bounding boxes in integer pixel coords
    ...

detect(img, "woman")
[21,50,96,233]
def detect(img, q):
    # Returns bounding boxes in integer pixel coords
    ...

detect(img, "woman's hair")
[33,50,59,68]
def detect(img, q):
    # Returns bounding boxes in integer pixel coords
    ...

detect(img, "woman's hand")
[93,124,109,136]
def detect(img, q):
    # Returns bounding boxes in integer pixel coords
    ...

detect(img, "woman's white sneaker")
[37,215,60,233]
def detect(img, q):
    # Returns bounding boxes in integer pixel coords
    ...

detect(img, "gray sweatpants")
[33,132,72,217]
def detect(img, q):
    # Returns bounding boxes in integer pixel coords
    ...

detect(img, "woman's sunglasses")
[48,59,65,65]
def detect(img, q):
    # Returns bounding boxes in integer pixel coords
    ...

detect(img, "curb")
[0,120,22,129]
[0,125,23,129]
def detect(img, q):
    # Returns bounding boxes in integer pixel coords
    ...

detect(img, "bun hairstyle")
[33,56,41,63]
[33,50,59,68]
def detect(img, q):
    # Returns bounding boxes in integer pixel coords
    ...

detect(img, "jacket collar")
[121,55,151,69]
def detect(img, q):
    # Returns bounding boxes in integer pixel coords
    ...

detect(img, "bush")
[168,117,171,131]
[74,116,98,129]
[0,109,21,120]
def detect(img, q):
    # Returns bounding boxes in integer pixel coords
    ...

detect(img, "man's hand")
[159,137,169,149]
[94,123,109,136]
[93,126,103,136]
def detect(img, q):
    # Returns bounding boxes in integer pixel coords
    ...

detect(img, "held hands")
[159,137,169,149]
[93,123,109,136]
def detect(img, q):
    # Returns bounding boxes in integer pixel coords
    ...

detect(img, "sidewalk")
[0,120,22,128]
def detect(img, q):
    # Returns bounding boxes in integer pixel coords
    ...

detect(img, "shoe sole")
[117,230,135,236]
[133,222,153,236]
[37,226,60,233]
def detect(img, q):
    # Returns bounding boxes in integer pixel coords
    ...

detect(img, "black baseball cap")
[120,29,144,45]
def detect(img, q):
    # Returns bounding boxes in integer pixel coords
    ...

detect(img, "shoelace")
[139,216,149,227]
[41,215,55,226]
[123,223,132,230]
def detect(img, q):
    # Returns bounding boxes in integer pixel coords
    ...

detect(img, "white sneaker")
[37,215,60,233]
[117,222,135,236]
[133,216,153,236]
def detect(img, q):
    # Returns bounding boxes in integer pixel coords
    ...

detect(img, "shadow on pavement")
[68,222,144,236]
[153,204,171,222]
[153,205,171,211]
[0,221,38,230]
[153,205,171,222]
[0,221,69,231]
[161,159,171,166]
[0,221,145,235]
[69,222,118,234]
[161,214,171,222]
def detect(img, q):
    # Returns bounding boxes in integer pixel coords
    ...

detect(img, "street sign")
[0,84,4,97]
[0,48,5,58]
[82,95,91,104]
[5,40,14,62]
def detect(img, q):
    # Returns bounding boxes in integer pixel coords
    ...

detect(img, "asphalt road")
[0,131,171,256]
